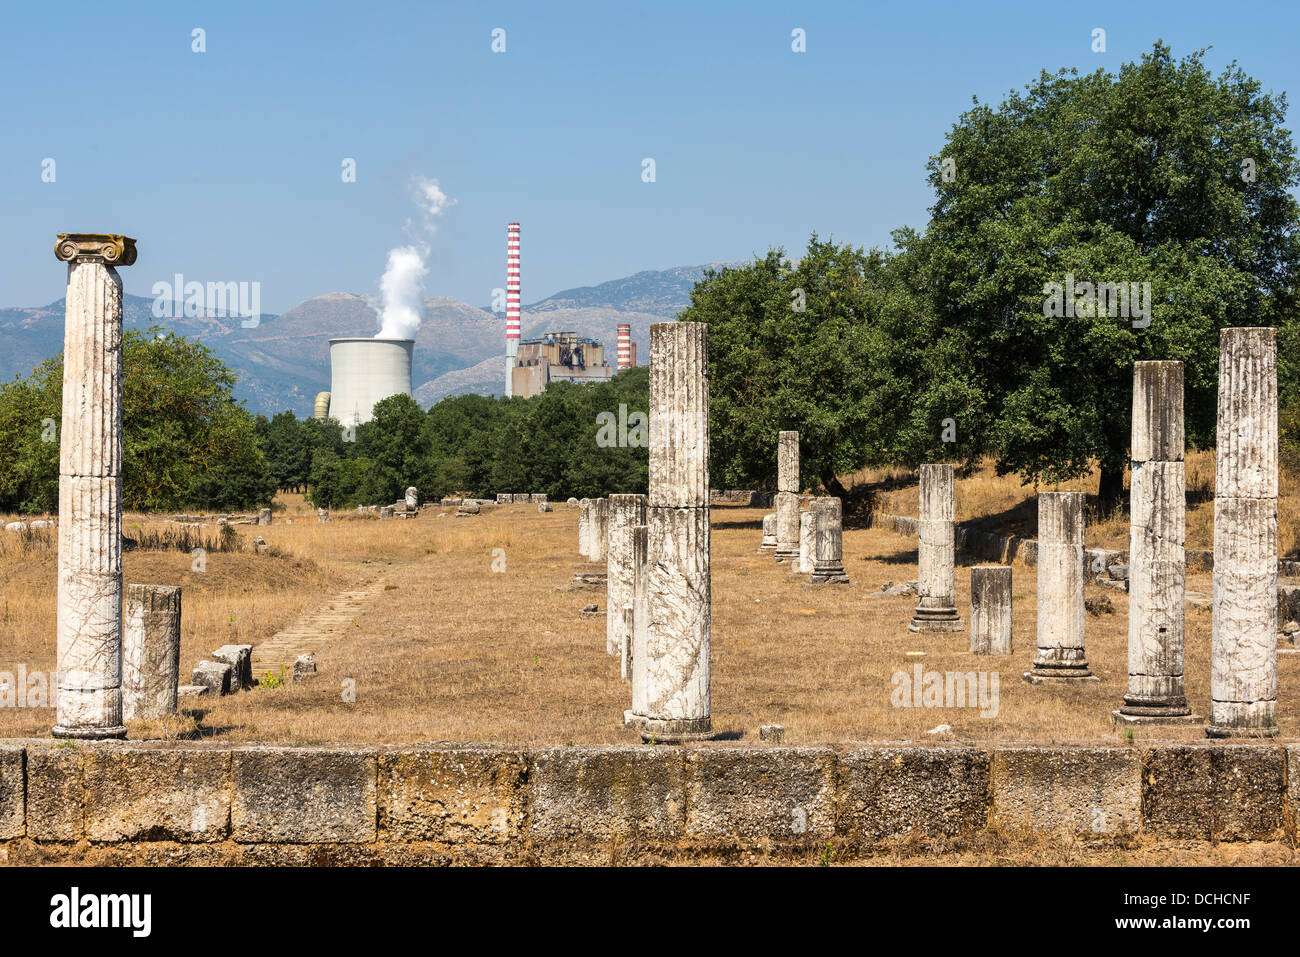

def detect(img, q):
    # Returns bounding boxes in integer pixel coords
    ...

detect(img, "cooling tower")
[327,337,414,427]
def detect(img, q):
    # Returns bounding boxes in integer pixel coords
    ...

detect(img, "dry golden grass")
[862,453,1300,556]
[1,488,1297,746]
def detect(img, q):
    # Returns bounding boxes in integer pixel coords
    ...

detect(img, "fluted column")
[1025,490,1096,683]
[810,496,849,583]
[1210,328,1278,737]
[970,566,1012,655]
[606,493,646,656]
[122,584,181,721]
[642,322,712,741]
[795,510,813,573]
[1117,362,1196,723]
[910,464,962,632]
[774,431,800,561]
[52,233,137,739]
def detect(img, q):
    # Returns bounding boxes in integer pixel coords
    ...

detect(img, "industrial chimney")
[327,337,414,428]
[617,323,632,371]
[505,222,520,396]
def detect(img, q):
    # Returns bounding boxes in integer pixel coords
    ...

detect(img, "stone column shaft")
[643,322,711,740]
[122,584,182,721]
[53,235,136,739]
[970,565,1012,655]
[1210,327,1278,737]
[759,512,776,552]
[810,496,849,583]
[796,510,813,573]
[1119,362,1194,723]
[774,431,800,560]
[910,463,962,632]
[629,524,649,703]
[1026,490,1095,682]
[606,494,647,656]
[588,498,609,563]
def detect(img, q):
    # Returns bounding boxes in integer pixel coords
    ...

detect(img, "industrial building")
[510,331,615,399]
[319,336,414,427]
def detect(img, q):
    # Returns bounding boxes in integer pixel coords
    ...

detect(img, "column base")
[52,724,127,740]
[1023,664,1098,684]
[908,609,963,633]
[1206,724,1280,739]
[569,562,607,588]
[774,547,799,563]
[1112,709,1202,726]
[809,566,850,584]
[640,716,716,744]
[758,543,776,553]
[623,710,647,730]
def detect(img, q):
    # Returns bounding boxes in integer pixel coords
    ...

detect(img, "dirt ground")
[2,492,1295,746]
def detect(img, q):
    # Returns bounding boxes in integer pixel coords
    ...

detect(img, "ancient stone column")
[1210,328,1279,737]
[810,497,849,583]
[970,565,1012,655]
[317,508,330,523]
[759,512,777,552]
[577,498,591,557]
[405,487,419,511]
[122,584,181,721]
[1026,491,1096,682]
[774,431,800,561]
[52,234,137,739]
[909,464,962,632]
[588,498,609,563]
[257,507,272,526]
[643,322,712,741]
[1117,362,1196,724]
[796,510,813,573]
[606,493,647,656]
[626,524,650,721]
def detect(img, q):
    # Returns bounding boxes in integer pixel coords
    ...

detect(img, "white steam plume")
[376,176,456,339]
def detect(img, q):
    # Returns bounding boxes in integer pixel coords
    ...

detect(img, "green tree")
[897,42,1300,508]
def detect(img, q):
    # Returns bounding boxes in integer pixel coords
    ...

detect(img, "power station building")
[319,336,415,427]
[509,331,616,399]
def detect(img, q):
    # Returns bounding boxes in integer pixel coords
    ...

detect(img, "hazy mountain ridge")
[0,263,731,417]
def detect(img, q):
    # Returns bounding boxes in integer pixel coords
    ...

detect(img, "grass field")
[2,468,1297,746]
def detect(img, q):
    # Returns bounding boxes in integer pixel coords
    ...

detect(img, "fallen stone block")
[211,644,253,692]
[191,661,232,696]
[293,654,317,682]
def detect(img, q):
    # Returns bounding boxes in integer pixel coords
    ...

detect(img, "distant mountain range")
[0,262,740,418]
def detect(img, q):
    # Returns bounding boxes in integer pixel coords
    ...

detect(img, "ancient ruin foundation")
[970,565,1012,655]
[606,494,647,657]
[642,322,712,741]
[1026,491,1095,683]
[909,464,962,632]
[1117,362,1196,724]
[809,497,849,584]
[1210,327,1279,737]
[122,584,181,721]
[52,234,136,739]
[774,431,800,561]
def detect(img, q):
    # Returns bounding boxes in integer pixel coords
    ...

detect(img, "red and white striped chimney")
[616,323,631,371]
[505,222,520,397]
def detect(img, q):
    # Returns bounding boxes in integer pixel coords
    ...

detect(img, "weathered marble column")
[795,510,813,573]
[52,234,137,739]
[1025,491,1096,683]
[1210,327,1278,737]
[577,498,592,557]
[810,496,850,583]
[122,584,181,721]
[759,512,777,552]
[588,498,609,563]
[627,524,650,717]
[257,507,272,526]
[606,493,646,656]
[909,464,962,632]
[970,565,1012,655]
[642,322,712,741]
[774,431,800,561]
[1117,362,1196,724]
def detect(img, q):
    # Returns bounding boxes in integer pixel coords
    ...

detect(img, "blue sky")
[2,0,1297,313]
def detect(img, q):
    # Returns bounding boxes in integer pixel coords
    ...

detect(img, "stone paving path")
[249,574,389,679]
